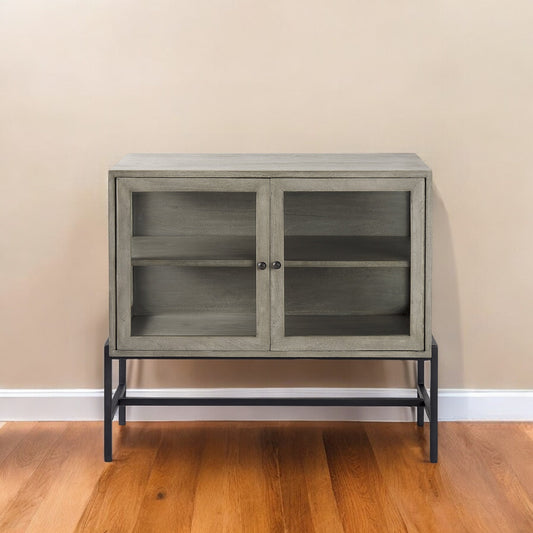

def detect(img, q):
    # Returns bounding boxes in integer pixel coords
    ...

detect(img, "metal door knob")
[272,261,282,269]
[257,262,267,270]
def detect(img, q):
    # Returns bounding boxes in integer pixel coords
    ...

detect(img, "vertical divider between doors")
[256,178,272,350]
[270,180,285,350]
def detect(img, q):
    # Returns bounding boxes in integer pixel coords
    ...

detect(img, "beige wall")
[1,1,532,390]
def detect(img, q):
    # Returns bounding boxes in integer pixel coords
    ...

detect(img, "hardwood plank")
[459,423,533,530]
[75,423,163,533]
[521,421,533,441]
[0,421,36,466]
[324,423,408,532]
[1,423,103,533]
[256,427,286,533]
[0,422,67,517]
[438,423,529,533]
[365,422,470,533]
[132,424,205,533]
[223,426,284,533]
[513,422,533,500]
[276,425,344,533]
[269,426,316,533]
[188,424,286,533]
[189,425,231,533]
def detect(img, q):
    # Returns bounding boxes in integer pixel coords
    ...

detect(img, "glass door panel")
[271,179,425,351]
[116,178,270,351]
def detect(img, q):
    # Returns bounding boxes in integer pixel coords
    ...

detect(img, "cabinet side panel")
[108,173,117,350]
[425,173,433,353]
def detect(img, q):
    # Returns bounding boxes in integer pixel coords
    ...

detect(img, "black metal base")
[104,337,438,463]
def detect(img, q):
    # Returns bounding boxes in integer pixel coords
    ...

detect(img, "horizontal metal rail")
[119,396,424,407]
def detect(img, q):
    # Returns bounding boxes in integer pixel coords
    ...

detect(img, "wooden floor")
[0,422,531,532]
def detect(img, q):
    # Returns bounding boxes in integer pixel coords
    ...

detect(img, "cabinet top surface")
[110,153,431,175]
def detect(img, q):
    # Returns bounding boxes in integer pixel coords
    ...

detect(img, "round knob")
[257,262,267,270]
[272,261,282,270]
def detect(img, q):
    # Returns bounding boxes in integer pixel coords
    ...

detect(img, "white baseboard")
[0,388,532,422]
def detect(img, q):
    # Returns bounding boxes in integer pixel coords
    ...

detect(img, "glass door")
[270,178,425,352]
[116,178,270,351]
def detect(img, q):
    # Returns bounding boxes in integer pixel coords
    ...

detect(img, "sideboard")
[105,153,437,462]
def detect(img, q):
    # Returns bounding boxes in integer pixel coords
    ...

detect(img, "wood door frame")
[270,178,425,352]
[115,177,271,351]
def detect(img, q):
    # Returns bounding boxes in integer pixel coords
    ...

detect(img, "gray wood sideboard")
[105,153,438,462]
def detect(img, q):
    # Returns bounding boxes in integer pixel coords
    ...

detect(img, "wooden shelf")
[132,313,409,338]
[284,314,410,337]
[285,260,409,268]
[284,236,410,267]
[131,312,257,337]
[132,259,255,267]
[131,235,255,266]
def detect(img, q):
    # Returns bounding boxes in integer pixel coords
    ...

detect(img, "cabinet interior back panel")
[132,192,256,236]
[132,266,255,315]
[284,267,409,316]
[284,192,409,236]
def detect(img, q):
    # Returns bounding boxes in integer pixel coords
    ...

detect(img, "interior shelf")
[132,259,255,267]
[131,235,256,266]
[130,235,409,267]
[284,314,410,337]
[284,236,410,267]
[132,313,409,338]
[131,312,257,337]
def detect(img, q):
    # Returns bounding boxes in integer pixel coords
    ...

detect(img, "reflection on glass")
[284,191,411,337]
[131,192,256,336]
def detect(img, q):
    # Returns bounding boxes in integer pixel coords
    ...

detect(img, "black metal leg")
[119,359,127,426]
[104,340,113,462]
[417,359,425,427]
[430,338,439,463]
